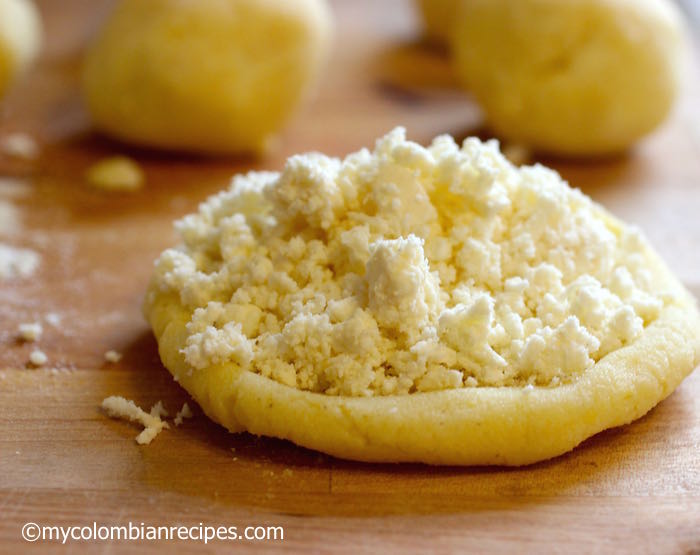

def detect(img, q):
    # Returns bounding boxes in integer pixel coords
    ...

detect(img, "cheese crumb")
[18,322,42,342]
[101,396,168,444]
[28,349,48,367]
[173,402,193,426]
[104,350,122,363]
[45,312,62,327]
[149,400,168,419]
[0,243,39,280]
[1,133,39,160]
[86,156,145,192]
[152,128,668,395]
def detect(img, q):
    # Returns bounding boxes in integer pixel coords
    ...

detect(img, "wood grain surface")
[1,1,699,553]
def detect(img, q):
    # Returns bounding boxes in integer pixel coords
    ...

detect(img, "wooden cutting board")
[1,1,699,553]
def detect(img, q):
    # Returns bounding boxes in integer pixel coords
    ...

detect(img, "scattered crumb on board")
[28,349,48,367]
[173,403,193,426]
[86,156,145,192]
[104,350,122,363]
[101,396,169,445]
[1,133,39,160]
[100,397,195,444]
[18,322,42,342]
[0,200,21,237]
[45,312,62,327]
[149,400,168,419]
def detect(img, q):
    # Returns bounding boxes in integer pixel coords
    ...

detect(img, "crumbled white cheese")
[0,243,39,280]
[104,350,122,363]
[18,322,42,342]
[86,156,145,192]
[1,133,39,160]
[152,128,669,395]
[149,400,168,419]
[101,396,168,444]
[173,402,193,426]
[28,349,47,367]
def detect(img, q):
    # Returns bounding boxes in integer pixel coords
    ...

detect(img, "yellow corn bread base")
[144,250,700,466]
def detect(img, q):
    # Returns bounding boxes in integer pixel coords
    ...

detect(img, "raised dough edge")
[143,258,700,466]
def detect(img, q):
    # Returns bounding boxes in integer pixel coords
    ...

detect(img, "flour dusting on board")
[0,243,40,280]
[0,177,41,280]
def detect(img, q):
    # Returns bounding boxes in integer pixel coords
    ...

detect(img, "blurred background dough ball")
[451,0,686,156]
[82,0,332,154]
[416,0,458,44]
[0,0,41,98]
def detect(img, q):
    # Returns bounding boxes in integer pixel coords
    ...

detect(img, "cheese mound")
[150,128,670,396]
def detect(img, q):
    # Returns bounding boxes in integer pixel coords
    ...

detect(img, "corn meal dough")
[86,156,144,192]
[0,0,41,99]
[451,0,686,156]
[82,0,332,154]
[144,128,700,465]
[416,0,459,44]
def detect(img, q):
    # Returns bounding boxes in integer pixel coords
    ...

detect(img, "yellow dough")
[144,129,700,465]
[82,0,332,154]
[451,0,686,156]
[0,0,41,98]
[416,0,458,44]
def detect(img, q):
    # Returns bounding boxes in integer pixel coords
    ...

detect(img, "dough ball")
[82,0,332,154]
[451,0,686,156]
[416,0,458,44]
[0,0,41,98]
